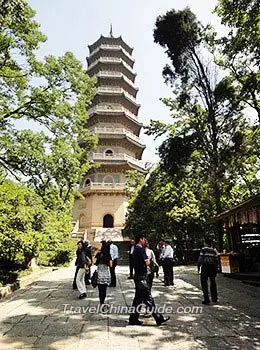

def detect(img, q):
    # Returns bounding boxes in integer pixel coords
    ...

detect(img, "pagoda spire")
[109,23,113,38]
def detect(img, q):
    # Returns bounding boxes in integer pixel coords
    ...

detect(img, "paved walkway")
[0,265,259,349]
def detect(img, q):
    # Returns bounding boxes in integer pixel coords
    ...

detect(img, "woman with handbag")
[75,240,88,299]
[94,240,112,306]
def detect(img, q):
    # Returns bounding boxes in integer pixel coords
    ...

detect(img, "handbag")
[137,276,148,290]
[91,270,98,288]
[152,263,159,274]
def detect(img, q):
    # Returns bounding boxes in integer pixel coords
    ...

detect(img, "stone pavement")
[0,264,259,349]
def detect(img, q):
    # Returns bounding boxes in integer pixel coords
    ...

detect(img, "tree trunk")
[213,178,224,251]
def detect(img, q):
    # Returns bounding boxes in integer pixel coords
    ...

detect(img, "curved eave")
[96,91,140,109]
[86,163,147,175]
[87,60,136,80]
[88,35,133,55]
[97,133,146,150]
[91,159,147,174]
[126,161,147,174]
[125,135,146,149]
[87,48,134,67]
[80,187,125,196]
[97,76,138,97]
[88,112,142,133]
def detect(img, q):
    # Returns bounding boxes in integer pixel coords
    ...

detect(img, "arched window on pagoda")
[103,175,114,186]
[105,149,113,157]
[84,178,91,187]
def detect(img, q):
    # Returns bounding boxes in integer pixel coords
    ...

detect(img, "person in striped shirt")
[198,238,218,304]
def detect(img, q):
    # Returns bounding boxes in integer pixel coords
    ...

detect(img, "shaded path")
[0,265,259,349]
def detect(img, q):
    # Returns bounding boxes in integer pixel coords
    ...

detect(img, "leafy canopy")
[0,0,97,266]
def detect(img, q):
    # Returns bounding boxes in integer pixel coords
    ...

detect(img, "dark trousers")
[163,258,174,285]
[98,284,108,304]
[129,276,164,324]
[200,264,218,302]
[129,255,134,277]
[147,272,154,291]
[110,258,117,287]
[73,266,80,289]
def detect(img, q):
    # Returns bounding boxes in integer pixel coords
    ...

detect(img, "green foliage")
[125,167,206,250]
[131,6,260,251]
[158,134,198,175]
[215,0,260,60]
[38,237,76,267]
[154,7,202,79]
[0,1,96,267]
[125,170,146,199]
[214,0,260,121]
[0,0,97,201]
[0,180,74,267]
[0,181,44,265]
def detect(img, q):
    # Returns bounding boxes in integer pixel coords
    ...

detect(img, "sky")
[28,0,223,163]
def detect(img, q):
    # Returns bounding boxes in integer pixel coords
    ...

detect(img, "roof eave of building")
[88,35,133,55]
[88,112,142,129]
[208,194,260,223]
[126,162,147,174]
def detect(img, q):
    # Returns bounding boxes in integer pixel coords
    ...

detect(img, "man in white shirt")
[108,239,118,287]
[161,239,174,286]
[128,240,135,279]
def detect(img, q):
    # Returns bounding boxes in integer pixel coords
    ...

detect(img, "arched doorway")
[103,214,114,228]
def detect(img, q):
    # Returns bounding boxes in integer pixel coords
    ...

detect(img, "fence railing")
[89,127,140,143]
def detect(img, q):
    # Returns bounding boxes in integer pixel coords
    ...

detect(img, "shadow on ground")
[0,265,259,349]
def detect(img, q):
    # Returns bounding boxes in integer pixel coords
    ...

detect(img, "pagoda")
[73,31,146,243]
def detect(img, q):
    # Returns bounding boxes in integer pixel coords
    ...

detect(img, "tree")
[0,180,73,266]
[215,0,260,61]
[150,7,257,249]
[125,170,146,198]
[214,0,260,121]
[0,0,97,266]
[0,0,97,207]
[125,166,206,253]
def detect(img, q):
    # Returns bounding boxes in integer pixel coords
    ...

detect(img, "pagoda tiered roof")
[88,35,133,55]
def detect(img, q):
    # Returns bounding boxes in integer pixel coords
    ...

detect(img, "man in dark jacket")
[128,234,170,326]
[84,240,92,285]
[72,239,92,289]
[198,238,218,304]
[75,240,88,299]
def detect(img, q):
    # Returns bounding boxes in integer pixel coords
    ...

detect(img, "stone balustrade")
[89,44,134,62]
[90,152,145,168]
[89,126,140,143]
[88,105,138,121]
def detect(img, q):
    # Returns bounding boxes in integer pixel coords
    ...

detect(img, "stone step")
[70,232,85,239]
[242,280,260,287]
[224,272,260,282]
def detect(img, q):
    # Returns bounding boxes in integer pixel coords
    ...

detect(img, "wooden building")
[213,195,260,272]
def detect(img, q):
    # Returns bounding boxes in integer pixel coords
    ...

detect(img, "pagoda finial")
[109,23,113,38]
